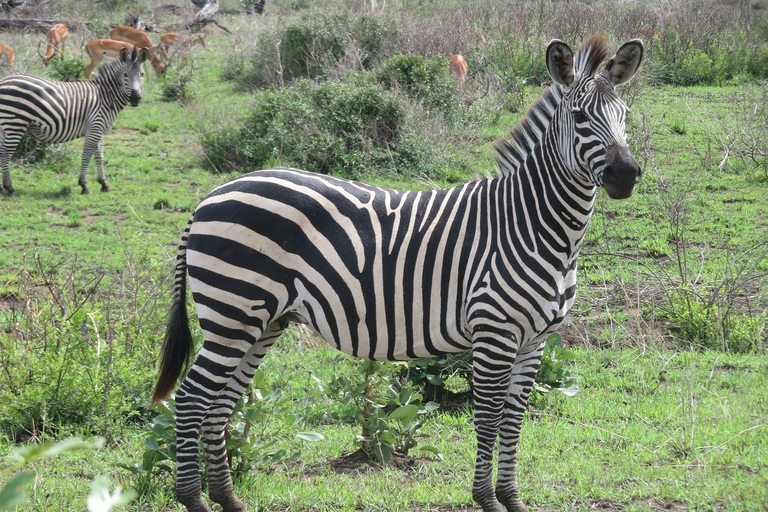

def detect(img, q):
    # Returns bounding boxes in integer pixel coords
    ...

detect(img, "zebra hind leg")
[470,332,518,512]
[204,321,285,512]
[495,341,545,512]
[174,328,269,512]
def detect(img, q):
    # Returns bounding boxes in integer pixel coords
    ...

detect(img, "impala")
[109,25,167,77]
[449,54,468,85]
[160,32,206,48]
[85,39,163,79]
[40,23,69,66]
[0,44,13,73]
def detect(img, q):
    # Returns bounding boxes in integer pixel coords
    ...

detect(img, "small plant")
[125,369,323,495]
[160,72,195,104]
[0,437,134,512]
[49,57,86,81]
[318,359,441,464]
[534,333,581,396]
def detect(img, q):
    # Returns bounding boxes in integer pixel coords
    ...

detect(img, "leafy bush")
[49,57,86,82]
[665,288,766,353]
[202,79,438,179]
[225,13,397,87]
[318,360,440,464]
[375,54,460,117]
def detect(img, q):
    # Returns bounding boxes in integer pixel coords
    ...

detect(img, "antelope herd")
[0,22,467,85]
[0,22,208,80]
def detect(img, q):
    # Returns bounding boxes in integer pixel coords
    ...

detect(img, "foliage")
[0,437,134,512]
[401,353,472,402]
[229,13,397,87]
[48,57,86,82]
[665,287,766,353]
[534,333,581,396]
[160,71,196,105]
[124,369,323,496]
[201,79,438,179]
[318,359,441,464]
[375,54,460,117]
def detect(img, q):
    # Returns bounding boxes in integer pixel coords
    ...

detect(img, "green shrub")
[226,13,397,87]
[48,57,86,82]
[202,79,438,180]
[375,54,460,117]
[666,288,766,352]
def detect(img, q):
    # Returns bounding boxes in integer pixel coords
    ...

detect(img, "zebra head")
[118,46,149,107]
[546,37,644,199]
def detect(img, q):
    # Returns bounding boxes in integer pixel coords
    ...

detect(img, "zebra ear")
[546,39,575,87]
[119,47,130,63]
[603,39,644,87]
[137,47,149,63]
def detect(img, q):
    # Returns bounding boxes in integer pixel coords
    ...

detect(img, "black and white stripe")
[0,46,148,195]
[153,35,644,512]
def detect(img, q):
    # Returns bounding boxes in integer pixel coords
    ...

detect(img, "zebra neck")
[95,70,129,110]
[507,137,596,260]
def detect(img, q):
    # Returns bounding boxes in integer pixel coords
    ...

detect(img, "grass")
[0,2,766,511]
[1,340,766,511]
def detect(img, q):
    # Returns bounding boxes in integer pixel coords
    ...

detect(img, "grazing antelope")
[41,23,69,66]
[0,47,149,195]
[449,54,468,85]
[160,33,206,48]
[85,39,165,79]
[0,44,14,73]
[109,25,167,77]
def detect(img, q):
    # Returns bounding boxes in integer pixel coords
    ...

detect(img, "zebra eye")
[572,108,588,123]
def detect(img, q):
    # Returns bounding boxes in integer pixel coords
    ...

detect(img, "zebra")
[0,46,148,196]
[152,35,644,512]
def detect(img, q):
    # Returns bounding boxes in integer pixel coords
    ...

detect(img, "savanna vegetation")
[0,0,766,511]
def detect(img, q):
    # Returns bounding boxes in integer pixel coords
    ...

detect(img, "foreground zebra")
[0,46,147,195]
[153,35,644,512]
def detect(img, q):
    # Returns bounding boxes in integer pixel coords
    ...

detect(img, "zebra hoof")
[4,189,16,197]
[80,186,90,195]
[100,183,109,192]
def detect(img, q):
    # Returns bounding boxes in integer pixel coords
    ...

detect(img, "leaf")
[387,404,419,423]
[0,471,35,511]
[558,383,582,397]
[421,401,440,413]
[12,437,104,465]
[295,432,325,442]
[425,374,444,386]
[86,476,136,512]
[418,445,443,459]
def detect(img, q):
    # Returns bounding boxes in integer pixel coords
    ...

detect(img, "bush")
[225,13,397,87]
[375,54,460,117]
[48,57,86,82]
[202,79,438,180]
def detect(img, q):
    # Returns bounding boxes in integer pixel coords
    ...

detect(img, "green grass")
[2,342,766,511]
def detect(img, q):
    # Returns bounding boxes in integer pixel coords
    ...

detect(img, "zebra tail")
[152,219,194,403]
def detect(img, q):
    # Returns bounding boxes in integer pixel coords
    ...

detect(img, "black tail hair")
[152,220,194,402]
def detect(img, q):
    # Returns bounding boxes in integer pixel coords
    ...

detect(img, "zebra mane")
[494,35,610,177]
[93,59,125,82]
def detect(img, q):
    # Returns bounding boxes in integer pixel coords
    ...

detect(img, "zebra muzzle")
[129,93,141,107]
[602,144,640,199]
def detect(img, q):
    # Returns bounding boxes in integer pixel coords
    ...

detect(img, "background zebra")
[0,46,148,196]
[153,35,643,512]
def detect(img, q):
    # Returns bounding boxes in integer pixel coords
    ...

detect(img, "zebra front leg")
[94,137,109,192]
[78,134,96,194]
[495,340,545,512]
[203,323,284,512]
[471,332,518,512]
[1,128,22,196]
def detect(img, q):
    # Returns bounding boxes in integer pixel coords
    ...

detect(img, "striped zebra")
[0,46,147,196]
[153,35,644,512]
